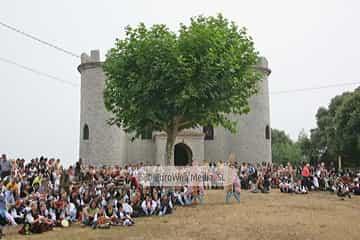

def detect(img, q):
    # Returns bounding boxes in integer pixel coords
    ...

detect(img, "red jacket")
[302,166,310,177]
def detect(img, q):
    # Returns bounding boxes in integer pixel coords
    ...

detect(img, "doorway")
[174,143,192,166]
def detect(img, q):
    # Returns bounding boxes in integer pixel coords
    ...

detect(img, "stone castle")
[78,50,271,166]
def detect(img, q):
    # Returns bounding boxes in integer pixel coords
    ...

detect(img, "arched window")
[265,125,270,140]
[203,125,214,140]
[83,124,89,140]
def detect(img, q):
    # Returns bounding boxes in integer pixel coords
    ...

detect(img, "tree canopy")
[103,14,263,165]
[306,87,360,167]
[272,87,360,168]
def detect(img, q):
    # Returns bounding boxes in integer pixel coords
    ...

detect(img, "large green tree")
[335,89,360,166]
[103,14,263,165]
[310,87,360,167]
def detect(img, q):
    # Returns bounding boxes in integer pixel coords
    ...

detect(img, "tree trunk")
[165,128,177,165]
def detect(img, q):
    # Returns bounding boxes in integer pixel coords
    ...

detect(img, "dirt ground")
[5,190,359,240]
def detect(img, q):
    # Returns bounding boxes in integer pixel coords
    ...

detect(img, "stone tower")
[78,50,271,166]
[227,58,271,163]
[78,50,128,166]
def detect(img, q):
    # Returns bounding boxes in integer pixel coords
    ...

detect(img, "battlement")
[81,50,101,63]
[78,50,102,73]
[256,57,271,75]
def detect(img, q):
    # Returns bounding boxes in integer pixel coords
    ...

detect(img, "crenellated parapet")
[78,50,102,73]
[256,57,271,76]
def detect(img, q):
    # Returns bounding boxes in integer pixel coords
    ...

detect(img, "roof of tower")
[256,57,271,75]
[78,50,102,73]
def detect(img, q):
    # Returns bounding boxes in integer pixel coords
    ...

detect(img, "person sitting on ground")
[173,186,185,206]
[104,201,118,225]
[82,200,99,228]
[152,189,161,215]
[53,199,67,226]
[352,176,360,195]
[158,194,173,216]
[20,202,52,235]
[10,199,25,224]
[117,203,134,226]
[279,177,292,193]
[141,195,157,216]
[129,194,142,218]
[95,208,110,229]
[250,176,261,193]
[254,174,268,193]
[183,185,193,205]
[119,199,133,216]
[64,200,77,223]
[336,181,351,200]
[38,202,53,225]
[294,180,307,194]
[263,173,271,193]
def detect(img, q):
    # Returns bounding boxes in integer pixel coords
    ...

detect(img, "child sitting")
[117,203,134,226]
[336,182,351,200]
[158,195,173,216]
[141,195,157,216]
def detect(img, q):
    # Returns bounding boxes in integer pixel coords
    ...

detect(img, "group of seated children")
[279,176,307,194]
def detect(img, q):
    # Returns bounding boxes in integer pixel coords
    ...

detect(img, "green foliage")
[309,87,360,167]
[103,14,263,164]
[271,129,303,165]
[273,88,360,168]
[334,89,360,166]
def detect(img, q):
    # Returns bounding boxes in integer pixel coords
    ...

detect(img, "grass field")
[4,190,359,240]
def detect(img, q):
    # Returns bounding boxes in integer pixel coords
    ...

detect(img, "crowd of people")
[206,160,360,196]
[0,153,359,238]
[0,154,206,238]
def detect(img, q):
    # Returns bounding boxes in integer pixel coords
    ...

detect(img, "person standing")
[0,155,12,179]
[301,163,311,190]
[225,153,241,204]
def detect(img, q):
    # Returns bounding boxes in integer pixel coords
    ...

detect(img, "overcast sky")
[1,0,359,165]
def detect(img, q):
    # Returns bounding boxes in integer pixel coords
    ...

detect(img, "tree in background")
[335,89,360,167]
[309,87,360,167]
[103,14,263,165]
[297,129,318,165]
[271,129,302,165]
